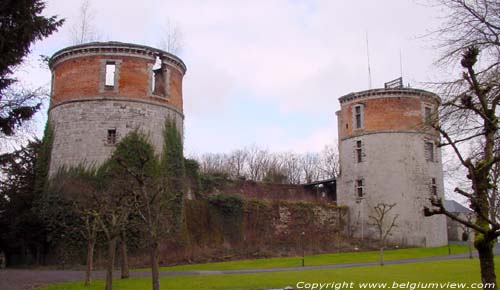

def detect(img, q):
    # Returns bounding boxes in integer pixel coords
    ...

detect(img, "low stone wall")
[205,180,326,202]
[159,196,348,265]
[36,195,348,268]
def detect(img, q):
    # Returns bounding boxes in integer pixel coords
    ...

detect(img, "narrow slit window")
[105,63,116,87]
[151,72,156,91]
[107,129,117,145]
[425,142,434,162]
[424,107,432,120]
[356,140,363,163]
[354,105,363,129]
[356,179,364,198]
[431,178,437,196]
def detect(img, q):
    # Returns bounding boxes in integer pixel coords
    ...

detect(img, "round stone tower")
[47,42,186,175]
[336,88,447,247]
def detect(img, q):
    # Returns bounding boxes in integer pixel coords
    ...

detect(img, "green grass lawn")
[41,256,490,290]
[134,244,469,272]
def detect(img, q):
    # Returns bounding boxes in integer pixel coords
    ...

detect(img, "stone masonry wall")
[178,198,348,264]
[338,133,447,247]
[48,99,183,175]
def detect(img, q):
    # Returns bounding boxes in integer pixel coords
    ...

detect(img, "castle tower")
[336,88,447,247]
[47,42,186,175]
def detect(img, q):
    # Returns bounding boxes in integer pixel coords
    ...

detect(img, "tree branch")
[424,197,486,234]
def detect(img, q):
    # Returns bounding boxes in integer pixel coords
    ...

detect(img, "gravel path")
[0,248,489,290]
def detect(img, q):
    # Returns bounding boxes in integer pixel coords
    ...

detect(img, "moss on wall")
[182,195,347,258]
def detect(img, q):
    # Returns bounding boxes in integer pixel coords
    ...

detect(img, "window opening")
[425,142,434,162]
[424,107,432,120]
[356,140,363,163]
[152,56,167,97]
[431,178,437,195]
[107,129,117,145]
[356,179,364,198]
[354,105,363,129]
[105,62,116,87]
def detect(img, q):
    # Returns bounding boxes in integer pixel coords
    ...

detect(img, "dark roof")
[444,200,473,214]
[302,178,336,186]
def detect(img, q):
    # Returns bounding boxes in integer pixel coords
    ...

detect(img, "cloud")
[17,0,445,154]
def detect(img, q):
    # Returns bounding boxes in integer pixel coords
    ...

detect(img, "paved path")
[0,248,490,290]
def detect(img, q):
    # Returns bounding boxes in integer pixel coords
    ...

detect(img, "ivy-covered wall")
[162,195,347,264]
[203,180,327,202]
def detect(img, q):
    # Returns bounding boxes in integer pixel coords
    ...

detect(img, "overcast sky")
[17,0,448,156]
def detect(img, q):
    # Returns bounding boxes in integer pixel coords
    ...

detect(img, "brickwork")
[47,42,186,175]
[338,89,440,140]
[49,42,185,112]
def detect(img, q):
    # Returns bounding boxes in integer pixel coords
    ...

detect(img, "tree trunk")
[35,244,42,265]
[120,231,129,279]
[105,237,117,290]
[151,242,160,290]
[380,247,384,266]
[476,238,497,290]
[84,238,96,286]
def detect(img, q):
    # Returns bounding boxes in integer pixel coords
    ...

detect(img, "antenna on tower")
[365,32,372,89]
[399,48,404,85]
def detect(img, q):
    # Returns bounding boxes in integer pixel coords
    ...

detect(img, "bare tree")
[246,146,270,181]
[317,145,340,180]
[431,0,500,66]
[199,153,230,175]
[369,203,398,266]
[193,144,340,185]
[118,229,129,279]
[93,180,134,290]
[300,153,320,184]
[423,1,500,288]
[70,0,101,45]
[278,153,299,184]
[57,166,135,289]
[262,153,288,183]
[158,20,183,54]
[228,149,248,178]
[113,123,184,290]
[487,140,500,222]
[51,168,100,286]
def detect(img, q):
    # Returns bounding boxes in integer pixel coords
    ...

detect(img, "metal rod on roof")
[366,32,372,89]
[400,48,404,86]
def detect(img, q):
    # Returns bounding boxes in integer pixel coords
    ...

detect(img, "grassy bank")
[42,255,487,290]
[136,244,470,272]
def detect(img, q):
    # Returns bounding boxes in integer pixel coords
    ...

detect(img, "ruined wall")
[204,180,328,202]
[175,197,347,264]
[336,88,448,247]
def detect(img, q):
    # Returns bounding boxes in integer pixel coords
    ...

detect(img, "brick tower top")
[48,41,186,114]
[337,88,441,141]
